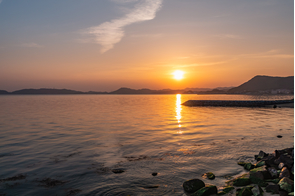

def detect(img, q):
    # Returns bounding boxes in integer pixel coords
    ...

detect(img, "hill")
[11,88,84,95]
[227,75,294,94]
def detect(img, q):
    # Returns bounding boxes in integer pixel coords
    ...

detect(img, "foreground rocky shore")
[183,147,294,196]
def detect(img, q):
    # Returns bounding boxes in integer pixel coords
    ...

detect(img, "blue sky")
[0,0,293,91]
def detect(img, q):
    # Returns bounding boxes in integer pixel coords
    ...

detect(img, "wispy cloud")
[238,50,294,59]
[20,43,43,48]
[215,34,243,39]
[84,0,163,53]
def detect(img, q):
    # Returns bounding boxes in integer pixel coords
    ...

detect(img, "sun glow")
[173,70,184,80]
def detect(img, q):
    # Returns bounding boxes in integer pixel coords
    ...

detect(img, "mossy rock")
[217,191,226,195]
[236,187,253,196]
[265,184,280,194]
[183,179,205,193]
[251,185,263,196]
[238,162,248,166]
[254,161,265,168]
[266,178,280,184]
[202,172,215,180]
[278,177,294,193]
[233,178,251,186]
[244,163,254,171]
[192,185,218,196]
[288,192,294,196]
[223,186,235,193]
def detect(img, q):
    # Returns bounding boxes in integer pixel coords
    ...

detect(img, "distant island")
[0,75,293,95]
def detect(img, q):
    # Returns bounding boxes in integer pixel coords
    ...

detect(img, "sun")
[173,70,184,80]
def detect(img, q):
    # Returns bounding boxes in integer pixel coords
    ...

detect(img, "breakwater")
[182,100,294,107]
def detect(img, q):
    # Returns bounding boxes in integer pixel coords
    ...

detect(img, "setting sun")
[173,70,184,80]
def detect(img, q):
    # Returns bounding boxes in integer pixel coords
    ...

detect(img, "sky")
[0,0,293,92]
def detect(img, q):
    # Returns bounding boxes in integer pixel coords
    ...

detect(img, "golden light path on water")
[176,94,182,133]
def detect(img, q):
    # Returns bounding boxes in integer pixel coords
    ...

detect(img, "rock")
[183,179,205,193]
[233,177,251,186]
[280,190,289,196]
[256,151,268,161]
[254,161,265,168]
[202,172,215,180]
[278,154,294,169]
[251,185,263,196]
[218,186,235,195]
[244,163,254,171]
[280,167,291,179]
[262,155,276,167]
[112,169,125,174]
[236,187,253,196]
[277,135,283,138]
[192,185,218,196]
[152,172,157,176]
[278,177,294,193]
[288,192,294,196]
[266,178,280,184]
[265,184,280,194]
[238,162,248,166]
[279,163,286,169]
[268,167,279,178]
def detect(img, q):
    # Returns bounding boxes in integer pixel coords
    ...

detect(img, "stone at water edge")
[183,179,205,193]
[236,187,253,196]
[233,177,251,186]
[152,172,157,176]
[265,184,280,194]
[254,161,265,168]
[202,172,215,180]
[191,185,218,196]
[251,184,264,196]
[279,167,291,179]
[278,177,294,193]
[244,163,254,171]
[268,167,279,178]
[217,186,235,195]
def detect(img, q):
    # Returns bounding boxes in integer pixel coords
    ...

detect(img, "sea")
[0,94,293,196]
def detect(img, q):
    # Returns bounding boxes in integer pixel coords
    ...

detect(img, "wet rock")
[278,154,294,169]
[142,185,159,189]
[152,172,157,176]
[254,161,265,168]
[265,184,280,194]
[233,177,251,186]
[202,172,215,180]
[266,178,280,184]
[236,187,253,196]
[288,192,294,196]
[268,167,279,178]
[112,169,125,174]
[238,162,248,166]
[279,163,286,169]
[280,167,291,179]
[251,185,263,196]
[244,163,254,171]
[277,135,283,138]
[183,179,205,193]
[192,185,217,196]
[262,155,276,167]
[278,177,294,193]
[256,151,268,161]
[280,190,289,196]
[217,186,235,195]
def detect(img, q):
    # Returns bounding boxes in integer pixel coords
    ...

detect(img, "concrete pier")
[182,99,294,107]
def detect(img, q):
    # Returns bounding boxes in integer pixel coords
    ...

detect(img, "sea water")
[0,94,293,196]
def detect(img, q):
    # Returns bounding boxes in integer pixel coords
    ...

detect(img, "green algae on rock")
[202,172,215,180]
[278,177,294,193]
[192,185,218,196]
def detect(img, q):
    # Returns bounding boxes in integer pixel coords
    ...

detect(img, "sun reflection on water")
[176,94,182,133]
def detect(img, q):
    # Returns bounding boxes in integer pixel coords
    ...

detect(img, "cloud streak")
[85,0,163,53]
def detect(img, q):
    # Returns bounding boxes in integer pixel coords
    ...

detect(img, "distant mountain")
[109,87,184,94]
[11,88,84,95]
[0,90,9,94]
[227,75,294,94]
